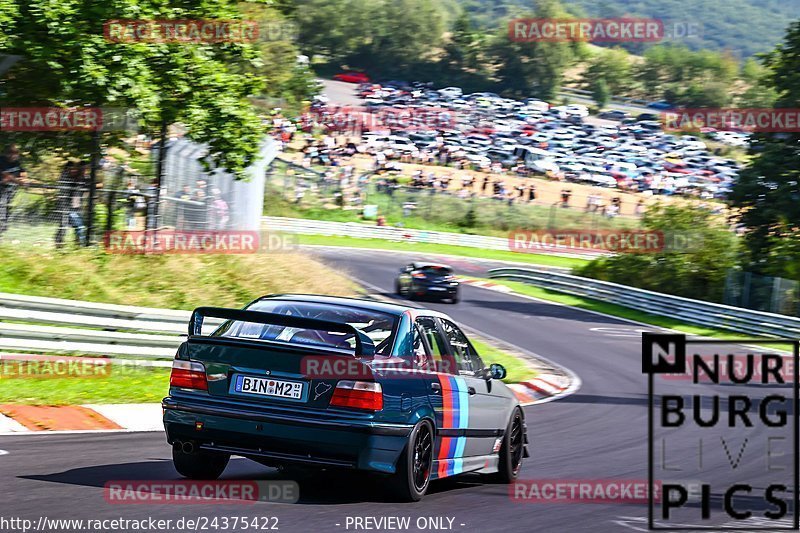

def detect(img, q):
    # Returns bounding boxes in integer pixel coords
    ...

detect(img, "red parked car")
[333,71,370,84]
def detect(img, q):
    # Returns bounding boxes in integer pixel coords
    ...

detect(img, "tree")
[581,47,633,96]
[729,20,800,278]
[353,0,445,77]
[591,78,609,108]
[675,81,731,107]
[489,0,577,100]
[578,204,740,302]
[442,12,481,73]
[637,45,738,102]
[1,0,268,178]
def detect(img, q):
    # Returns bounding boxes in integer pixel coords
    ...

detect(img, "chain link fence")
[723,270,800,317]
[265,158,638,235]
[1,137,274,249]
[0,161,160,248]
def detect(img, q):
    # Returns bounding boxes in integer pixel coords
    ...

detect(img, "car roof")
[411,262,452,270]
[251,293,457,323]
[253,294,412,317]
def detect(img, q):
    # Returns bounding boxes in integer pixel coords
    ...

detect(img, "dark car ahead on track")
[163,295,527,501]
[395,262,460,303]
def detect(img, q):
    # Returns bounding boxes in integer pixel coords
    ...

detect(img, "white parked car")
[565,105,590,118]
[438,87,463,99]
[523,100,550,113]
[530,159,560,174]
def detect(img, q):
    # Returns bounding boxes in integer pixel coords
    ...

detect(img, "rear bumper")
[415,284,459,298]
[163,397,412,474]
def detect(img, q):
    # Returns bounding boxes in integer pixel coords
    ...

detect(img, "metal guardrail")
[263,216,605,260]
[488,267,800,338]
[0,293,224,358]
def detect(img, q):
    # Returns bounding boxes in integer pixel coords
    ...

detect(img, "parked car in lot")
[438,87,463,99]
[320,78,742,197]
[564,104,589,118]
[396,263,460,303]
[333,71,370,84]
[598,110,630,121]
[647,100,674,110]
[163,295,526,501]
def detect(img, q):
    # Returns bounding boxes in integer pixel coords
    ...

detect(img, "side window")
[440,319,484,376]
[412,323,429,368]
[416,317,454,374]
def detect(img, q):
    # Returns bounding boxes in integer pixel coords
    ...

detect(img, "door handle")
[430,382,441,394]
[467,386,476,395]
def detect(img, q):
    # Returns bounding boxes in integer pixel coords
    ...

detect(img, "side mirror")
[488,363,507,381]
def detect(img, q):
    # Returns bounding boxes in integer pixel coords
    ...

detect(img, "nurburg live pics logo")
[642,333,800,530]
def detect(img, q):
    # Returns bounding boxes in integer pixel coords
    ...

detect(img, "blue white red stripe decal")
[436,374,469,478]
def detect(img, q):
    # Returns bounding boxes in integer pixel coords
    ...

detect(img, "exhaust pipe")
[182,441,196,454]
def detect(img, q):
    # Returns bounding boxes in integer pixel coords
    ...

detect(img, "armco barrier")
[0,293,224,358]
[262,216,605,260]
[488,267,800,338]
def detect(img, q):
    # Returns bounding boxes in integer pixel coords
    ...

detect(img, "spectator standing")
[210,188,230,230]
[54,161,88,247]
[125,180,146,230]
[0,144,27,237]
[560,188,572,208]
[185,187,208,230]
[635,199,646,217]
[176,185,193,229]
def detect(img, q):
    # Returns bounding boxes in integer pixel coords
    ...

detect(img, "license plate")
[233,375,304,399]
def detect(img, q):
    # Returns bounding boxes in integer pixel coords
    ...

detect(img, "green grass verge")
[297,234,589,269]
[0,245,355,309]
[0,346,534,405]
[470,336,538,383]
[479,277,796,352]
[0,366,169,405]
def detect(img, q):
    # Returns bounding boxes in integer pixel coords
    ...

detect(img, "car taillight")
[411,272,426,279]
[330,381,383,411]
[170,360,208,390]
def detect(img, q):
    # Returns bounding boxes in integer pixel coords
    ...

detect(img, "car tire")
[487,408,524,484]
[395,281,402,296]
[388,420,434,502]
[172,446,230,480]
[450,292,460,304]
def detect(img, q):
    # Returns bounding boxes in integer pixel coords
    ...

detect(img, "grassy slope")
[297,234,590,269]
[0,246,355,309]
[0,247,537,403]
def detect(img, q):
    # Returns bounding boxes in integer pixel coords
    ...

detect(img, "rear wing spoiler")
[188,306,376,357]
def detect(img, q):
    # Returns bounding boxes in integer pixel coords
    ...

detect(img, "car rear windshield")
[211,300,399,355]
[420,266,453,276]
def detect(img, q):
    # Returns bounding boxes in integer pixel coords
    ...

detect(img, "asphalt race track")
[0,247,793,532]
